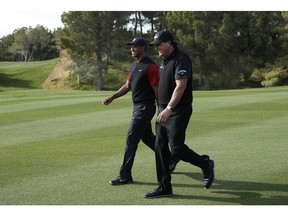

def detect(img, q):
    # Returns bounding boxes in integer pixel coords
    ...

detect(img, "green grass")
[0,87,288,205]
[0,59,57,90]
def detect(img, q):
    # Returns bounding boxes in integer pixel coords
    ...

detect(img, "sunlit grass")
[0,87,287,205]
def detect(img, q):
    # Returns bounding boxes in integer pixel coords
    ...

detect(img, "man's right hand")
[102,97,113,105]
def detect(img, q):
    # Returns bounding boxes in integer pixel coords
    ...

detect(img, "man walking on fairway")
[102,37,179,185]
[145,31,215,198]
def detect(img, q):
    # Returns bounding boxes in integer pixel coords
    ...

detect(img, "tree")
[153,11,168,32]
[279,12,288,57]
[130,11,145,36]
[0,34,14,61]
[29,25,58,61]
[27,25,56,61]
[9,27,30,62]
[60,11,130,90]
[141,11,167,38]
[8,25,58,62]
[141,11,156,35]
[216,12,285,87]
[129,11,167,38]
[166,11,223,89]
[166,11,286,90]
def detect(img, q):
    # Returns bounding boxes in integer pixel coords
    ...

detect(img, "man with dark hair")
[144,31,215,198]
[103,37,178,186]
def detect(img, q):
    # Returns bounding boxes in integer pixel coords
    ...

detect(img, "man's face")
[154,41,170,57]
[130,45,145,58]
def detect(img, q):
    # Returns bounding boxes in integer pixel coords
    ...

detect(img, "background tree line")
[0,25,59,62]
[1,11,288,90]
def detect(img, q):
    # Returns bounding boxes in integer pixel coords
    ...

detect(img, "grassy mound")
[0,58,130,91]
[0,60,57,90]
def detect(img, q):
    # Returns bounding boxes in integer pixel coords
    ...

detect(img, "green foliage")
[261,67,288,87]
[59,11,132,90]
[250,55,288,87]
[165,11,286,90]
[248,68,265,83]
[141,11,167,33]
[61,58,130,91]
[1,11,288,90]
[0,34,14,61]
[66,73,96,91]
[102,59,130,90]
[4,25,58,62]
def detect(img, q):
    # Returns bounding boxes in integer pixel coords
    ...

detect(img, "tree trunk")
[198,72,203,88]
[97,54,103,91]
[150,17,154,35]
[106,50,110,64]
[23,51,28,62]
[204,73,210,90]
[138,12,143,37]
[77,73,80,85]
[28,48,34,62]
[134,12,138,35]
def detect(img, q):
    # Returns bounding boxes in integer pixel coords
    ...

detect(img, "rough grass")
[0,87,287,207]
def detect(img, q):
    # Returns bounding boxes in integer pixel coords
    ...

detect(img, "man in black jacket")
[145,31,215,198]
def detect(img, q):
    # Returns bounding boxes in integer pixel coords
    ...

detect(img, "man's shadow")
[172,172,288,205]
[133,172,288,204]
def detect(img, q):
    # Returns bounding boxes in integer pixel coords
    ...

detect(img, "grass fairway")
[0,60,57,90]
[0,87,288,206]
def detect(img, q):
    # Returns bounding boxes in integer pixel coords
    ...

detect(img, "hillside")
[42,51,73,90]
[0,52,129,91]
[0,59,57,91]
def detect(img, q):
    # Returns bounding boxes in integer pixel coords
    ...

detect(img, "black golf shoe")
[109,176,133,186]
[170,157,180,174]
[203,159,215,189]
[144,186,173,199]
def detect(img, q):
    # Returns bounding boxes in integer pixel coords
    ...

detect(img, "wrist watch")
[167,105,173,111]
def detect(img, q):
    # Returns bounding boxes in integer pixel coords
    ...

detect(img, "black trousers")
[119,103,156,179]
[155,105,209,192]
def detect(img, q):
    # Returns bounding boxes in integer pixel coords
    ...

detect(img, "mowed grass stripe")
[188,98,287,138]
[0,90,100,103]
[0,90,129,113]
[0,102,101,126]
[0,157,135,205]
[1,114,287,204]
[0,96,100,114]
[186,114,288,177]
[0,107,132,147]
[0,124,127,184]
[182,115,288,205]
[1,90,285,147]
[0,87,287,205]
[193,89,288,113]
[0,90,132,125]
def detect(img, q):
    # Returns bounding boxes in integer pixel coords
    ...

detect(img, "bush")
[210,72,240,90]
[102,60,130,91]
[261,67,288,87]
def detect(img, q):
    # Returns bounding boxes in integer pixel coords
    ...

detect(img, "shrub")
[261,67,288,87]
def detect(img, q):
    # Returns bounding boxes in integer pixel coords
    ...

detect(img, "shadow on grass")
[132,172,288,205]
[171,172,288,205]
[0,73,33,89]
